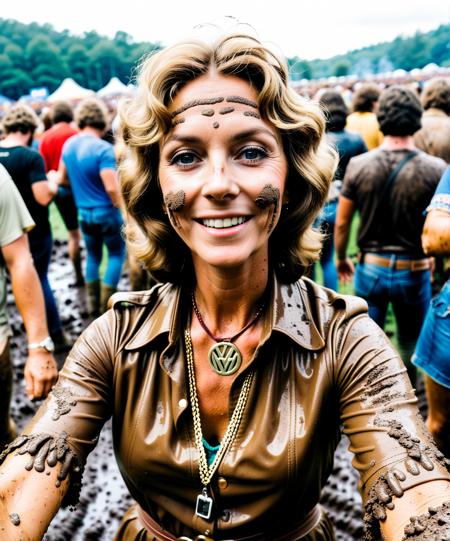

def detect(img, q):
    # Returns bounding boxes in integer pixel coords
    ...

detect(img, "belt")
[137,504,322,541]
[358,253,431,271]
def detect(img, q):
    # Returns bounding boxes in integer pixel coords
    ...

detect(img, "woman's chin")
[192,245,268,274]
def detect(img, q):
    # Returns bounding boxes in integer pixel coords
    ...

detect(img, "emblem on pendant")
[208,342,242,376]
[196,492,213,519]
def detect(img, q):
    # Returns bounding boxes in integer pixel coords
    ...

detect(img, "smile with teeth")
[200,216,250,229]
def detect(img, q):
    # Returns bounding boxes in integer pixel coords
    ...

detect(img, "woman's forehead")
[170,74,259,113]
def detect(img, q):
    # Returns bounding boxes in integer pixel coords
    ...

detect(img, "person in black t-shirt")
[0,105,71,352]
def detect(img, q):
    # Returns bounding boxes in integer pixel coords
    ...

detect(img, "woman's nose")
[201,160,239,200]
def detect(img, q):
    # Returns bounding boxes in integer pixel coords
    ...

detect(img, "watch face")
[42,337,55,352]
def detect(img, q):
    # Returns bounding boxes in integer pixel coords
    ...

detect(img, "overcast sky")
[2,0,449,59]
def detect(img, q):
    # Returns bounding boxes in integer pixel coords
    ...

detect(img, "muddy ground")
[6,240,427,541]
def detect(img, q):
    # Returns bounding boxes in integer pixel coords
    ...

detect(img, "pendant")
[195,488,213,519]
[208,341,242,376]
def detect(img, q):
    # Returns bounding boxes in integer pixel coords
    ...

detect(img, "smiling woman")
[0,32,450,541]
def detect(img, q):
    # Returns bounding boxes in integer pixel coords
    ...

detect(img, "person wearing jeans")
[413,167,450,457]
[354,253,431,368]
[313,90,367,290]
[0,104,70,352]
[59,98,126,315]
[78,207,125,291]
[336,86,447,385]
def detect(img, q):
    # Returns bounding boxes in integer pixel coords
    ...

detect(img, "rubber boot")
[86,280,101,318]
[72,250,85,287]
[100,284,117,314]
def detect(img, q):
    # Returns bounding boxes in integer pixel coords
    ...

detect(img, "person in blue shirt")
[58,98,126,316]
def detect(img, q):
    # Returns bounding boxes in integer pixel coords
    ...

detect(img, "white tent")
[97,77,130,98]
[47,78,94,103]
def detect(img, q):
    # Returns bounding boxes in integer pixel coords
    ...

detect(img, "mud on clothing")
[341,148,446,256]
[2,276,450,540]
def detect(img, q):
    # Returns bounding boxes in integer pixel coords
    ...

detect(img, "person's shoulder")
[94,137,113,150]
[13,145,43,164]
[298,277,368,321]
[109,282,176,312]
[62,133,83,153]
[346,147,380,173]
[415,149,447,171]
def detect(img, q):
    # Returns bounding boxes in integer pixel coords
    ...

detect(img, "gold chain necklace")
[184,329,254,520]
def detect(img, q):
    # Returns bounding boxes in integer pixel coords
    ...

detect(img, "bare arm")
[334,195,356,283]
[48,160,70,188]
[2,235,58,399]
[31,179,58,207]
[0,452,70,540]
[422,209,450,256]
[100,168,123,209]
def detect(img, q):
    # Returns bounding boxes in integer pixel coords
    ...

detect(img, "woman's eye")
[171,152,197,167]
[240,147,267,162]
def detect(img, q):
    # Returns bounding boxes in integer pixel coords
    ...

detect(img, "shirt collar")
[122,274,325,353]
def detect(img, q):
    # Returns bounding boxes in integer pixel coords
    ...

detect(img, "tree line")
[0,18,448,99]
[289,24,449,80]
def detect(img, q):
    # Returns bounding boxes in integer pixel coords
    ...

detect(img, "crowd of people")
[0,31,449,540]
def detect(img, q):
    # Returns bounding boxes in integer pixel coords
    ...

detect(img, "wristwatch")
[27,336,55,353]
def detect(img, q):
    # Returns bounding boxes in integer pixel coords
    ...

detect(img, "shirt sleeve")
[426,166,450,214]
[335,313,450,540]
[0,310,116,506]
[27,150,47,185]
[98,141,117,172]
[340,157,358,200]
[0,166,35,247]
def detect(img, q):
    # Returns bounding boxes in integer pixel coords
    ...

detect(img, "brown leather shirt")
[18,277,450,539]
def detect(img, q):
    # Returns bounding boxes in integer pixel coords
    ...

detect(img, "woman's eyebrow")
[162,134,203,146]
[230,128,278,143]
[163,129,277,148]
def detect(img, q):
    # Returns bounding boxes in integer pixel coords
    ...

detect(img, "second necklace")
[191,291,264,376]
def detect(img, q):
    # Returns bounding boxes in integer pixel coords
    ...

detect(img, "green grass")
[49,202,68,241]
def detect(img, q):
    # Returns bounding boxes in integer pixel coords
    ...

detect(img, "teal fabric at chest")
[202,437,221,467]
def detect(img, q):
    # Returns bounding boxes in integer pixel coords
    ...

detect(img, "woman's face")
[158,73,288,271]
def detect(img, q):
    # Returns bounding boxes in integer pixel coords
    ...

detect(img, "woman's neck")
[192,260,269,335]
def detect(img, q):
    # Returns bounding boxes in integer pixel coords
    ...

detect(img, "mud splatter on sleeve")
[335,315,450,541]
[401,501,450,539]
[0,432,84,508]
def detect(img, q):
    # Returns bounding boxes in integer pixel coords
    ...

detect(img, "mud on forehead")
[171,95,260,127]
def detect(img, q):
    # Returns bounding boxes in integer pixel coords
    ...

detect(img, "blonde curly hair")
[119,33,336,284]
[2,104,39,134]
